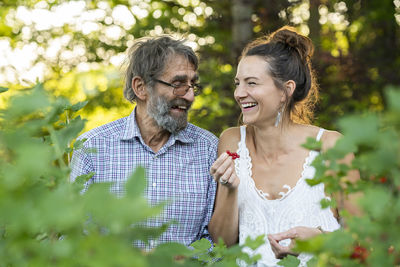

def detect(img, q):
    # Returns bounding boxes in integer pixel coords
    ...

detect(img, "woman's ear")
[131,76,148,101]
[284,80,296,99]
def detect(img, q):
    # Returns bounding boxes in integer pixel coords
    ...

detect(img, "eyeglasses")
[153,78,202,96]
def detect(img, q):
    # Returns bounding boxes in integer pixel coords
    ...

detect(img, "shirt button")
[152,183,156,187]
[154,155,158,159]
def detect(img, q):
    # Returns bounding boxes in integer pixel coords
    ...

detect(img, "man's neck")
[135,105,171,153]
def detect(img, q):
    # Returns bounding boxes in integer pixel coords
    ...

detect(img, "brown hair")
[241,26,319,124]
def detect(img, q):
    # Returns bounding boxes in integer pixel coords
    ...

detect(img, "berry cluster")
[226,150,240,160]
[350,245,368,263]
[370,175,388,184]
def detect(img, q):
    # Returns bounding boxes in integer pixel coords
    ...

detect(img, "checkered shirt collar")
[120,107,194,144]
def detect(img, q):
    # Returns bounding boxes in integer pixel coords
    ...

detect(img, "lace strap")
[240,125,246,143]
[237,125,247,159]
[316,128,325,141]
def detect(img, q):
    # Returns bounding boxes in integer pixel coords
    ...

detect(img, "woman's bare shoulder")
[298,124,342,151]
[220,127,241,139]
[320,129,342,151]
[218,127,242,154]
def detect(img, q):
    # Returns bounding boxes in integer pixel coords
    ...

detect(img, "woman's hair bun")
[270,26,314,61]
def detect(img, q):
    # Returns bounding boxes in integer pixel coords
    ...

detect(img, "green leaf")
[296,229,353,258]
[244,234,265,250]
[0,87,8,93]
[305,177,323,186]
[358,188,391,218]
[190,238,212,263]
[46,97,71,123]
[320,198,335,209]
[338,114,379,145]
[190,238,212,252]
[385,86,400,112]
[73,138,87,150]
[128,222,171,244]
[5,83,50,120]
[66,101,89,112]
[149,242,192,266]
[51,116,86,156]
[126,166,147,198]
[72,172,95,192]
[302,137,322,151]
[277,255,300,267]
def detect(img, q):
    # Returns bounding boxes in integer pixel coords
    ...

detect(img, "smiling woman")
[209,26,360,267]
[234,55,286,127]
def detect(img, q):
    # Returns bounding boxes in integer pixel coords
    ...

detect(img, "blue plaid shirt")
[70,108,218,249]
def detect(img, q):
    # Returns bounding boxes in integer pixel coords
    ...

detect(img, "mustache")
[168,99,192,109]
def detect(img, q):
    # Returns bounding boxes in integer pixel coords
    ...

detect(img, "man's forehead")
[161,55,197,79]
[171,73,199,80]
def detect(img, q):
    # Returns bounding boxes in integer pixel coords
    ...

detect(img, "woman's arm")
[268,130,362,259]
[322,130,362,219]
[208,127,241,246]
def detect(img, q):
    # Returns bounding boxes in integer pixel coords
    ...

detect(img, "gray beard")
[147,94,190,134]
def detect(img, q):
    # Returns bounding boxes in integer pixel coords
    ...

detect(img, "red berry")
[379,177,387,183]
[226,150,240,159]
[350,245,368,263]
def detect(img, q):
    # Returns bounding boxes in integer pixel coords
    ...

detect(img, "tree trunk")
[309,0,321,48]
[231,0,254,62]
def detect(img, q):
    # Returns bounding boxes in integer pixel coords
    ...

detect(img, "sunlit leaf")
[67,101,89,112]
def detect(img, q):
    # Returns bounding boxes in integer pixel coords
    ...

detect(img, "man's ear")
[282,80,296,101]
[131,76,147,101]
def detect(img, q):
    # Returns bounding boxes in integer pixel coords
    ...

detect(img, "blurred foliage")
[3,83,400,266]
[0,0,399,136]
[283,86,400,267]
[1,1,400,265]
[0,83,267,266]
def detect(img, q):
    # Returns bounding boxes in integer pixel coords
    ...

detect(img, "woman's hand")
[210,151,240,189]
[267,226,322,259]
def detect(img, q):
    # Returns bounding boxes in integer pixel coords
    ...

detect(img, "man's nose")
[180,87,195,103]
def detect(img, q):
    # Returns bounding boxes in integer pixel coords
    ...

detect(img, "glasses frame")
[153,78,202,96]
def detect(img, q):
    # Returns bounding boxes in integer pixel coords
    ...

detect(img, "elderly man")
[70,36,218,249]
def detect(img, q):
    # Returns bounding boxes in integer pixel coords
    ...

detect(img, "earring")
[274,106,285,127]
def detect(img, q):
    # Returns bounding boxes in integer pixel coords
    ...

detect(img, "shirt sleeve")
[69,139,95,190]
[196,137,218,246]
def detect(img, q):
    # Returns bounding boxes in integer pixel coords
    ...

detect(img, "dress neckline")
[237,126,324,202]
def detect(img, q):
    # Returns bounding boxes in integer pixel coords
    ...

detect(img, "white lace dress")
[236,126,340,267]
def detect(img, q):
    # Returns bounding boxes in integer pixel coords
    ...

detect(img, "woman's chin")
[242,117,255,125]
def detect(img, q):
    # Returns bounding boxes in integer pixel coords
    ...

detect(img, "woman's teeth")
[242,102,257,108]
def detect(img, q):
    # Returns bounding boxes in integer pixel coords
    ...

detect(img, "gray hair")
[123,35,199,102]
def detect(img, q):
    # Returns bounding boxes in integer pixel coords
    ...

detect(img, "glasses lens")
[173,84,202,96]
[174,85,188,96]
[193,84,202,96]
